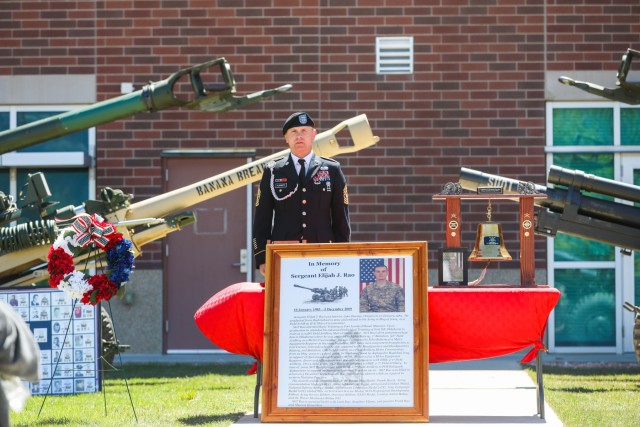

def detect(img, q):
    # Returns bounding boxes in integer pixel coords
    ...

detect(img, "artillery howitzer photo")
[293,284,348,302]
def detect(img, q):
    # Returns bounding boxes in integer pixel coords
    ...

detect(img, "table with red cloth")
[194,282,561,364]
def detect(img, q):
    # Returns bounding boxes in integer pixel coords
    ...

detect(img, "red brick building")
[1,1,639,356]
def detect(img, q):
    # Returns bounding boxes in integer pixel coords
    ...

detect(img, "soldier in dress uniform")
[359,264,405,312]
[253,112,351,275]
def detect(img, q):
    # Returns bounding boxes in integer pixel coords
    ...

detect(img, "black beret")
[282,112,315,135]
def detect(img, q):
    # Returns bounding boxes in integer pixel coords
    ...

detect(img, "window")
[376,37,413,74]
[0,107,93,168]
[0,106,94,211]
[621,108,640,146]
[0,111,8,132]
[547,102,640,350]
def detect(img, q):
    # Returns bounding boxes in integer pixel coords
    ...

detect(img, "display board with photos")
[1,288,100,396]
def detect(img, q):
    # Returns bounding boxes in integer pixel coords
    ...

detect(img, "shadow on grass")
[178,412,245,425]
[15,417,74,426]
[530,365,640,376]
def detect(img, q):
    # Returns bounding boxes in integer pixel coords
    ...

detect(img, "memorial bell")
[468,199,512,261]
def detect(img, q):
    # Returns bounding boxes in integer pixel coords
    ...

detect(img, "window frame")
[0,105,96,203]
[0,105,95,168]
[545,101,640,353]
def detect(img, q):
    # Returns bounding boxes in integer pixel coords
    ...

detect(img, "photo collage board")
[1,288,100,395]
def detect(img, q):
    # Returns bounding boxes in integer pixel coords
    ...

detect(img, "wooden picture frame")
[262,241,429,423]
[437,247,469,286]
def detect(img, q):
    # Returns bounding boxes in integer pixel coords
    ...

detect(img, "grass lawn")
[12,361,640,426]
[11,363,256,427]
[525,365,640,427]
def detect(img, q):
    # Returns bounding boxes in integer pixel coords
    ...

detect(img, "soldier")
[252,112,351,276]
[359,264,405,312]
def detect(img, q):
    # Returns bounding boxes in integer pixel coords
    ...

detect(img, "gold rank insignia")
[255,188,261,207]
[343,185,349,205]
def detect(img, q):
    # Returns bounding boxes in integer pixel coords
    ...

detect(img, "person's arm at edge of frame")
[359,286,370,312]
[0,300,41,423]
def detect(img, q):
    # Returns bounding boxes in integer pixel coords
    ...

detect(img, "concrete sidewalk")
[119,351,637,426]
[235,352,563,426]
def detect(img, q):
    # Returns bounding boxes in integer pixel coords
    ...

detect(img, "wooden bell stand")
[432,193,547,287]
[432,191,552,419]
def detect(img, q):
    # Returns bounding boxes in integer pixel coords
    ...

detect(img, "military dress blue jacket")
[252,153,350,266]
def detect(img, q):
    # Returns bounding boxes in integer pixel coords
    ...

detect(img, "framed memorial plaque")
[262,241,429,422]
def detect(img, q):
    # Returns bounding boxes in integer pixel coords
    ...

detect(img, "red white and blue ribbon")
[71,214,115,249]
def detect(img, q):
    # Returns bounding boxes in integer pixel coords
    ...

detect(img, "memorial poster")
[262,242,428,423]
[0,288,100,396]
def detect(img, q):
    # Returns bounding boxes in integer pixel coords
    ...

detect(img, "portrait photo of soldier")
[359,263,405,313]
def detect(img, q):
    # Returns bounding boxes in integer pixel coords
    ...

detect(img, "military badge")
[299,114,308,124]
[269,163,298,200]
[313,170,330,184]
[274,177,288,189]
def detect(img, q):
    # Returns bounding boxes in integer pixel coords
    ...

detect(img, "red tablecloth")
[194,283,560,365]
[428,286,560,363]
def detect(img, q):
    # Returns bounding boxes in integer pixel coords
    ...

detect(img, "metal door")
[163,151,252,352]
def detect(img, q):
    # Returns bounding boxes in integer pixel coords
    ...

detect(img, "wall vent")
[376,37,413,74]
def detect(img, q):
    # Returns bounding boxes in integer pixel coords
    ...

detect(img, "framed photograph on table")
[438,247,468,286]
[261,241,429,423]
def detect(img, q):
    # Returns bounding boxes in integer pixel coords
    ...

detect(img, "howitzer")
[294,284,347,302]
[0,114,379,288]
[458,166,640,252]
[293,284,326,294]
[0,58,292,154]
[623,301,640,363]
[559,48,640,104]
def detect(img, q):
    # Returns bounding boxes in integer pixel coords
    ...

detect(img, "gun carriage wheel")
[101,306,129,368]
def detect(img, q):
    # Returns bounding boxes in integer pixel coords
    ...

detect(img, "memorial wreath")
[47,213,134,305]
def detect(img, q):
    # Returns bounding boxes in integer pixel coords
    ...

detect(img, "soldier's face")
[374,267,388,280]
[285,126,316,158]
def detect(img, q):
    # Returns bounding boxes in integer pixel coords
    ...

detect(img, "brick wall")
[2,0,639,269]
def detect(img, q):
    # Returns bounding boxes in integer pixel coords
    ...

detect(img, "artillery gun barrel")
[0,58,292,155]
[558,48,640,105]
[0,115,378,288]
[293,284,315,291]
[459,167,640,229]
[125,114,379,221]
[548,166,640,204]
[624,301,640,315]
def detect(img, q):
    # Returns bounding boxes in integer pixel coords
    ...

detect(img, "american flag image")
[359,258,405,292]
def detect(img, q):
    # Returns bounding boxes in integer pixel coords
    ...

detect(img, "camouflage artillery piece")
[623,301,640,364]
[294,284,348,302]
